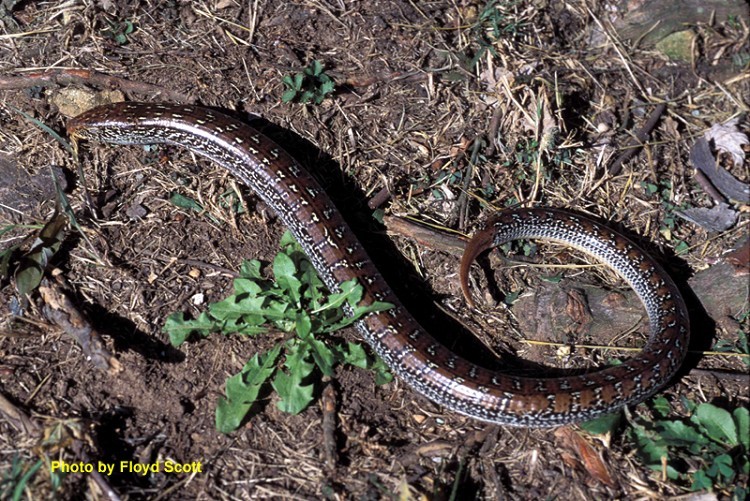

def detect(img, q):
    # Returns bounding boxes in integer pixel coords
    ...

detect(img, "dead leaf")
[554,427,616,487]
[704,117,748,166]
[15,212,67,299]
[478,66,515,106]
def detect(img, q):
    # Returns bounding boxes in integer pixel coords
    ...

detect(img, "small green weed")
[492,237,537,306]
[478,0,524,41]
[495,138,552,189]
[627,398,749,498]
[430,168,464,201]
[513,138,540,171]
[3,214,66,303]
[168,188,245,224]
[281,60,335,105]
[219,189,246,215]
[640,180,689,254]
[499,239,537,259]
[732,52,750,69]
[164,232,393,433]
[101,19,135,45]
[713,315,749,368]
[459,0,525,69]
[0,455,43,501]
[168,192,223,225]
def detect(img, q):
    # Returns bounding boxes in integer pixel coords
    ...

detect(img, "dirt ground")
[1,1,748,499]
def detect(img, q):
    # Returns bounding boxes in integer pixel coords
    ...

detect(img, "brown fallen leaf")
[554,427,616,488]
[704,117,748,167]
[39,275,122,374]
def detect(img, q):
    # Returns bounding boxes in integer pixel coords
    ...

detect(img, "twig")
[687,368,750,383]
[608,102,666,175]
[484,106,503,158]
[320,380,338,472]
[694,169,729,203]
[0,69,192,102]
[455,138,482,231]
[383,215,467,257]
[690,137,728,203]
[367,186,392,210]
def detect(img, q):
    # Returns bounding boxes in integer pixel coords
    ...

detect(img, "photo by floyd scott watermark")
[50,460,203,476]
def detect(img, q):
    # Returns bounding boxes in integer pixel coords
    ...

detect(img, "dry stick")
[367,185,392,210]
[608,102,666,176]
[320,381,338,472]
[175,258,240,278]
[484,106,503,158]
[694,169,728,203]
[688,368,750,384]
[690,137,728,203]
[0,69,192,102]
[0,392,39,435]
[383,215,467,257]
[455,138,481,231]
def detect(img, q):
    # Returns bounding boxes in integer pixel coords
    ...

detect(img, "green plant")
[430,168,464,200]
[477,0,524,41]
[459,0,526,69]
[101,19,135,45]
[513,138,540,172]
[499,239,537,259]
[0,214,66,303]
[281,60,335,105]
[169,192,223,225]
[640,180,689,254]
[497,137,554,189]
[164,232,393,433]
[0,455,43,501]
[627,398,749,497]
[732,52,750,69]
[219,189,246,215]
[714,310,749,369]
